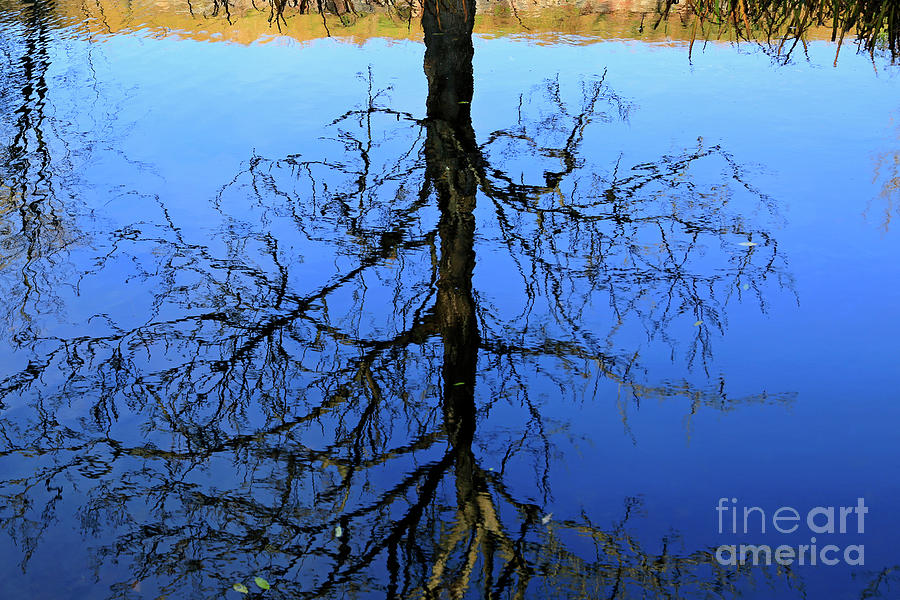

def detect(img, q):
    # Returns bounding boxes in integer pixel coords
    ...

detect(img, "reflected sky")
[0,2,899,599]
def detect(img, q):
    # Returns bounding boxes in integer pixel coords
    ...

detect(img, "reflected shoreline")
[0,0,887,51]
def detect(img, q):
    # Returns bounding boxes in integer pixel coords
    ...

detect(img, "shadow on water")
[0,0,895,599]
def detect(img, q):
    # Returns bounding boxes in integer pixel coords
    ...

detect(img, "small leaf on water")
[742,283,750,290]
[541,513,553,525]
[233,583,249,594]
[693,320,702,327]
[458,101,470,104]
[488,467,494,471]
[335,525,343,538]
[254,577,271,591]
[738,241,758,247]
[453,382,465,386]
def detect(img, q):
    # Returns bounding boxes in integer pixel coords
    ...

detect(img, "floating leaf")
[693,320,702,327]
[334,525,343,538]
[233,583,249,594]
[453,382,466,386]
[742,283,750,291]
[254,577,271,591]
[738,241,757,247]
[458,101,470,104]
[541,513,553,525]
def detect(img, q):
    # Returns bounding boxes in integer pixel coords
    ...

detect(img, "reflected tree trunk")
[7,0,54,186]
[423,0,485,540]
[2,0,61,337]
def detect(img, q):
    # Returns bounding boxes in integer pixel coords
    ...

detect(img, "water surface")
[1,1,899,598]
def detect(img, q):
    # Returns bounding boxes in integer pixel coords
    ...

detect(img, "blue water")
[1,5,899,599]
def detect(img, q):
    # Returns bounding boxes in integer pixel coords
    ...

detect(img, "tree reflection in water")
[0,1,807,598]
[1,0,73,342]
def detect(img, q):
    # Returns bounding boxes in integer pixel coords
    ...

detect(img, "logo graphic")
[714,497,867,566]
